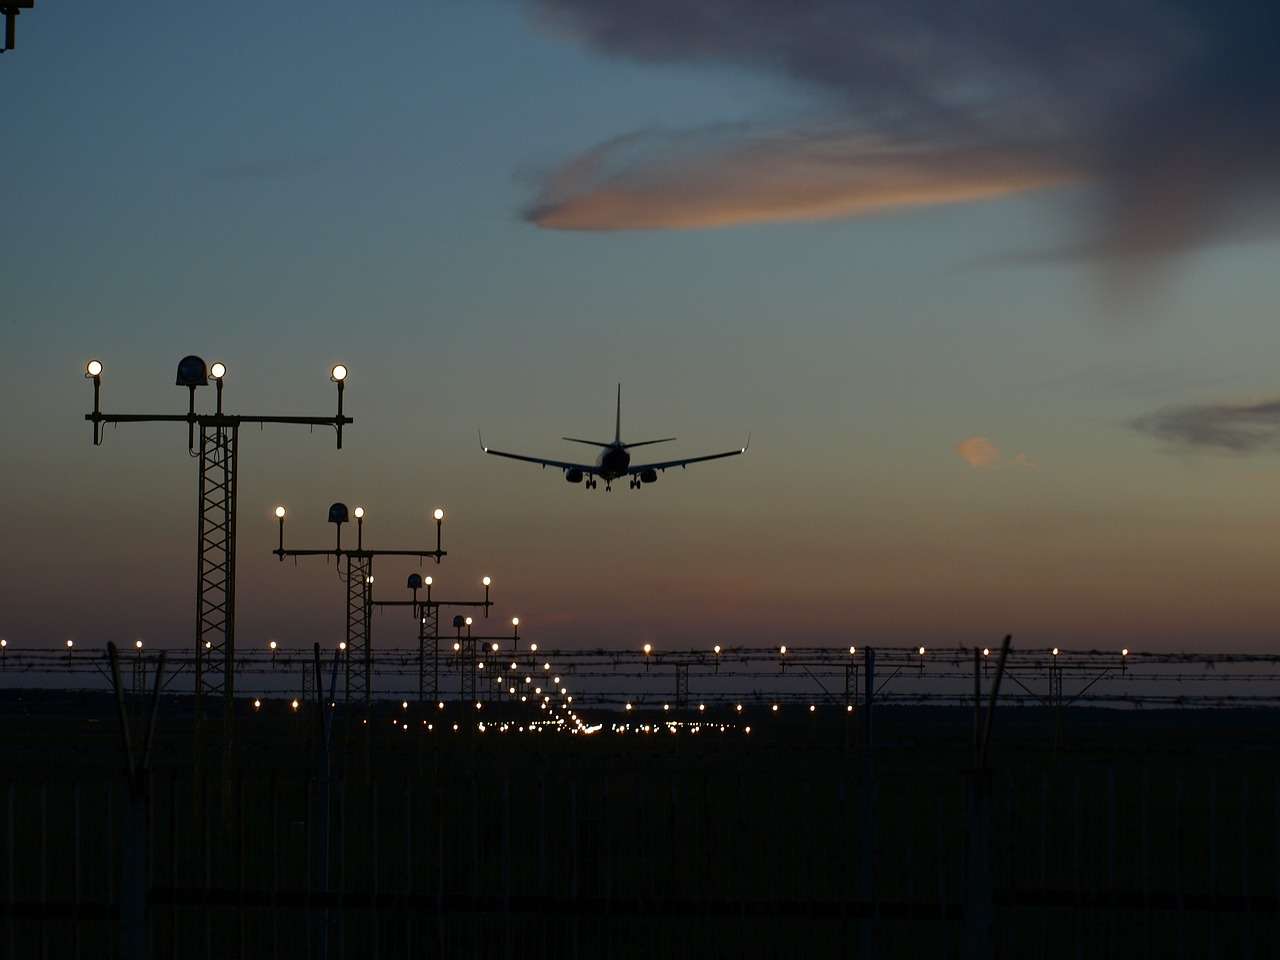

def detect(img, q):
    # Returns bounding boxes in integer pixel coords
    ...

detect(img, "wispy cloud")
[526,125,1069,231]
[524,0,1280,269]
[956,436,1000,469]
[955,436,1036,469]
[1133,398,1280,452]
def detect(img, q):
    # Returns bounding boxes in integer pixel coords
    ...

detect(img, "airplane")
[481,385,748,491]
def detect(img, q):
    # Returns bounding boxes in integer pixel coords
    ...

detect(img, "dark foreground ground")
[0,692,1277,958]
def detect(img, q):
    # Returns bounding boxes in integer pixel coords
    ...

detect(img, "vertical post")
[863,647,874,750]
[973,648,981,755]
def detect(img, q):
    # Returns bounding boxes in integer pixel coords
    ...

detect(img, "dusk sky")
[6,1,1280,653]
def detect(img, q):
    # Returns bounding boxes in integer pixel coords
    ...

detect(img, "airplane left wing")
[628,438,749,474]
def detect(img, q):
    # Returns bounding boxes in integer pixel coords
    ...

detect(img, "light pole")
[82,356,352,716]
[273,502,445,706]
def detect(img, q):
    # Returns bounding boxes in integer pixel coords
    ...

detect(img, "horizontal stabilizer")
[562,437,615,448]
[622,437,676,449]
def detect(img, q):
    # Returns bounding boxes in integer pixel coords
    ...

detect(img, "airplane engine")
[565,468,584,484]
[640,469,658,484]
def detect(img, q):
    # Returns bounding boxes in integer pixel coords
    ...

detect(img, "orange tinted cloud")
[956,436,1000,469]
[526,127,1069,231]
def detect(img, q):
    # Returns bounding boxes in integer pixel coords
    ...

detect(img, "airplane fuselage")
[596,444,631,480]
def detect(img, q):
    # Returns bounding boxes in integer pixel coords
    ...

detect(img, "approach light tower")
[0,2,35,54]
[82,356,352,715]
[273,502,445,704]
[370,573,511,702]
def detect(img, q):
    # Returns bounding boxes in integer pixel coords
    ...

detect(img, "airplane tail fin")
[615,383,622,445]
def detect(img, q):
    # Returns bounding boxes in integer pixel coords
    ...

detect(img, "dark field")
[2,693,1278,958]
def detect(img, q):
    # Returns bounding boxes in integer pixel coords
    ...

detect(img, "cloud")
[524,0,1280,267]
[956,436,1000,469]
[526,125,1070,231]
[1133,398,1280,452]
[956,436,1036,469]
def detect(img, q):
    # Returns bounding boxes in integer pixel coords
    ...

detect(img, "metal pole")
[863,647,874,750]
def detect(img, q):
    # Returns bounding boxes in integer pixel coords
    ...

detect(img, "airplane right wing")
[627,437,749,474]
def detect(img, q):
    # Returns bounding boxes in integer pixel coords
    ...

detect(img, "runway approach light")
[275,506,286,519]
[330,364,348,383]
[512,617,520,627]
[209,362,226,380]
[482,575,491,587]
[85,359,103,378]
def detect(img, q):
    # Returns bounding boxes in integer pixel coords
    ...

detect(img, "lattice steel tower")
[274,503,446,706]
[84,356,352,715]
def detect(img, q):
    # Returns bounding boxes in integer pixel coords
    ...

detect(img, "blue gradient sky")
[5,1,1280,653]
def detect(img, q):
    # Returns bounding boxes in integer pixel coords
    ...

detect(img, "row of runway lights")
[249,647,593,737]
[643,643,1132,659]
[243,694,879,736]
[17,641,1132,657]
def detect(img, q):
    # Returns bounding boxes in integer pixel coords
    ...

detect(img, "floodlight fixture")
[85,359,103,379]
[274,506,286,519]
[330,364,348,383]
[209,362,226,380]
[354,506,365,519]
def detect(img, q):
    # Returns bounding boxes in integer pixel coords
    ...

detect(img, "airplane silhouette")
[481,385,747,491]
